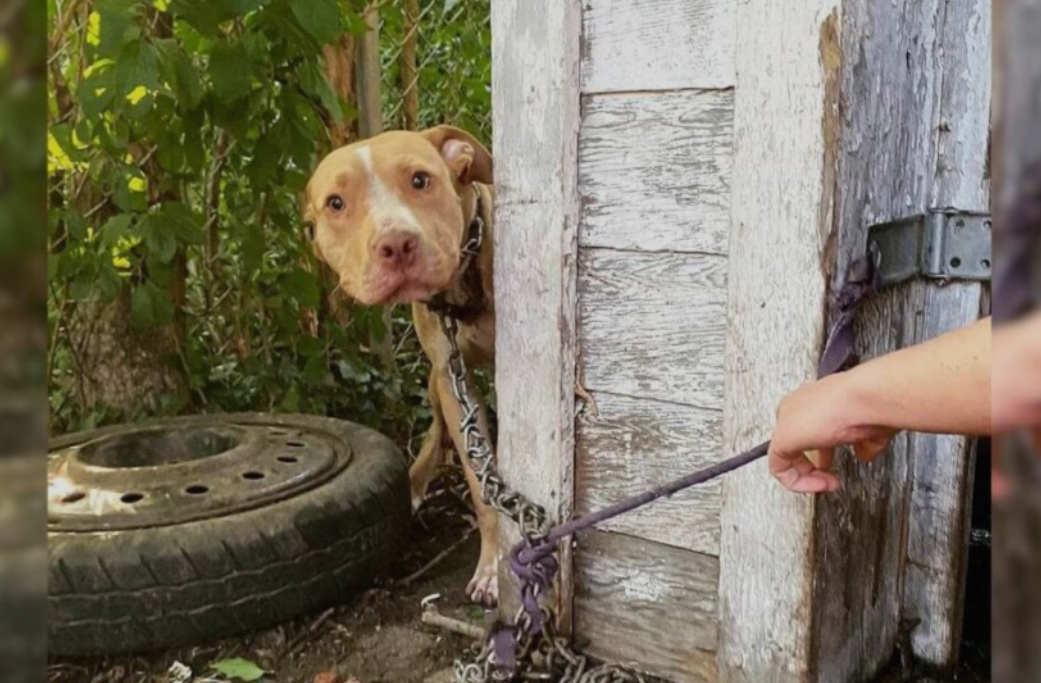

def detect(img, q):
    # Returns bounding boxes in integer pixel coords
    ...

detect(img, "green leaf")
[95,0,146,55]
[210,658,267,681]
[99,214,134,248]
[444,0,462,13]
[209,39,253,103]
[283,269,319,308]
[169,0,270,35]
[156,39,205,108]
[299,59,343,122]
[110,40,162,101]
[140,215,178,263]
[154,202,204,246]
[290,0,343,45]
[78,66,117,119]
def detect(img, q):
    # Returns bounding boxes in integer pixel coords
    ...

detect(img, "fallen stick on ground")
[421,608,485,641]
[395,525,477,588]
[280,607,337,660]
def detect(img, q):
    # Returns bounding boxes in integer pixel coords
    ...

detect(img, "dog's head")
[304,126,492,306]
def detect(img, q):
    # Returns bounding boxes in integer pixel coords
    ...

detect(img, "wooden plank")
[810,281,916,683]
[717,1,841,681]
[491,0,582,627]
[579,90,734,255]
[575,531,719,683]
[903,0,991,668]
[578,249,727,411]
[808,0,988,679]
[581,0,736,94]
[576,391,723,556]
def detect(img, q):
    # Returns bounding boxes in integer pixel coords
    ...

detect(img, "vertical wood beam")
[491,0,583,626]
[719,2,841,681]
[902,0,991,668]
[356,4,383,140]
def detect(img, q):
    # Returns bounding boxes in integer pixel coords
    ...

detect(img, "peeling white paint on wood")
[582,0,736,94]
[576,391,723,556]
[575,531,719,683]
[579,90,734,255]
[578,249,727,411]
[491,0,582,627]
[718,1,840,681]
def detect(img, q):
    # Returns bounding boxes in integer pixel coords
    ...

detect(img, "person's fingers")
[770,451,841,493]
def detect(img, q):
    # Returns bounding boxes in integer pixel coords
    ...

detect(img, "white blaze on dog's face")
[304,126,493,305]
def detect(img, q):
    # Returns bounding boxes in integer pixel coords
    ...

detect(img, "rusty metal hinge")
[867,210,992,287]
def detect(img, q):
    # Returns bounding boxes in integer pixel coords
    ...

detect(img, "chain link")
[437,312,644,683]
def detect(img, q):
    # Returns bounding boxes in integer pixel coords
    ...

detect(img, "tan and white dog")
[305,126,500,605]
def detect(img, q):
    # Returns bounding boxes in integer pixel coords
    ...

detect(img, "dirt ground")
[46,468,990,683]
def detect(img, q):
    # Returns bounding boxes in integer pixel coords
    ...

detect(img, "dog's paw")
[467,558,499,608]
[411,492,426,514]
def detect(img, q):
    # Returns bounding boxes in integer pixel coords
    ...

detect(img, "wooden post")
[719,2,841,680]
[901,0,990,668]
[491,0,583,626]
[721,1,989,680]
[355,5,382,140]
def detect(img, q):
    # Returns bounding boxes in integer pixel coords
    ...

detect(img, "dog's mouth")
[361,268,449,305]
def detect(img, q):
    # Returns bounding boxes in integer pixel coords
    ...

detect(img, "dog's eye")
[411,172,431,191]
[326,195,345,212]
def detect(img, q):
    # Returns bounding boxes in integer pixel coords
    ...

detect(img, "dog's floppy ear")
[422,125,493,186]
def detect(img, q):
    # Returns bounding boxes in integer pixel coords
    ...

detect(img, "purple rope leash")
[507,441,769,634]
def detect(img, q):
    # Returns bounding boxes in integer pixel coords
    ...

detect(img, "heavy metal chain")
[436,312,644,683]
[437,312,549,542]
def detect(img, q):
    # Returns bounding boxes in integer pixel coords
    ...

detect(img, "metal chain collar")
[436,312,644,683]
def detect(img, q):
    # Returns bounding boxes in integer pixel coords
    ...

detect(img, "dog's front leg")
[435,367,500,607]
[409,370,449,512]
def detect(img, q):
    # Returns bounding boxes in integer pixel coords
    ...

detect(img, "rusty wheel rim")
[47,417,352,532]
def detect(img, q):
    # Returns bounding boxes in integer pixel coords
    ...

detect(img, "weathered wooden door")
[492,1,990,681]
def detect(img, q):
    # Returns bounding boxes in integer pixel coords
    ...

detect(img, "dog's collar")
[425,189,487,323]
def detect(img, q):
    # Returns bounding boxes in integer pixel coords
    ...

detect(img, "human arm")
[769,317,992,493]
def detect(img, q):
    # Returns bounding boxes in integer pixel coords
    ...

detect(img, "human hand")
[769,372,896,493]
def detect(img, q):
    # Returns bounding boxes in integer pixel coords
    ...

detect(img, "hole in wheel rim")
[185,485,210,495]
[242,471,265,481]
[78,426,245,468]
[277,456,299,464]
[61,491,86,504]
[121,492,145,504]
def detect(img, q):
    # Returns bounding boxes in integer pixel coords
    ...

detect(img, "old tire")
[47,414,410,657]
